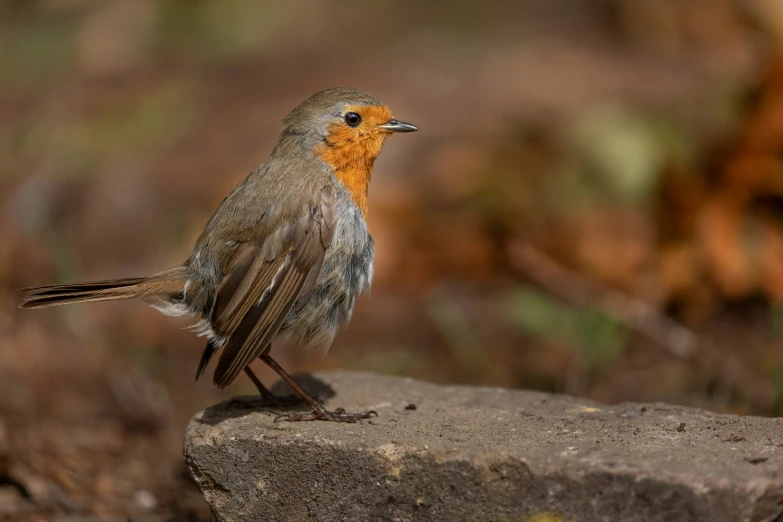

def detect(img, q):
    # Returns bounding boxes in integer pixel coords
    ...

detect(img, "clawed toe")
[250,355,378,424]
[274,407,377,423]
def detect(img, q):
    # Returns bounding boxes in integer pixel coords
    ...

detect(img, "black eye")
[344,112,362,127]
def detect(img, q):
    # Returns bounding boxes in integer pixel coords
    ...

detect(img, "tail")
[19,267,190,309]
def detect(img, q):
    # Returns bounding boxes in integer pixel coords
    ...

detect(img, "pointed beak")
[378,119,418,133]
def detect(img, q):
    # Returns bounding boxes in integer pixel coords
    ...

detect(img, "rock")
[183,371,783,522]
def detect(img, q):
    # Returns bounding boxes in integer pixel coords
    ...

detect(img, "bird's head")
[282,88,417,213]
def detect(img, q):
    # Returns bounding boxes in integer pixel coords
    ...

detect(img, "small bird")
[20,88,417,422]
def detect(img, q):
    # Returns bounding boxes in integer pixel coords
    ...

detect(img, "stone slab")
[184,371,783,522]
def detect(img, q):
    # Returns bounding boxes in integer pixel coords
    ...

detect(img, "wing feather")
[206,184,336,388]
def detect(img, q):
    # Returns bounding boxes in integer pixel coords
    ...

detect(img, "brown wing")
[208,184,336,388]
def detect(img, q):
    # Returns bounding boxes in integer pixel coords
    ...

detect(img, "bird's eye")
[344,112,362,127]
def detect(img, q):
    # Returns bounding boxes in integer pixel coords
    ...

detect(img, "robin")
[20,87,417,423]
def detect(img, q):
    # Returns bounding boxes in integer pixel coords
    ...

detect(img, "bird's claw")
[273,406,377,423]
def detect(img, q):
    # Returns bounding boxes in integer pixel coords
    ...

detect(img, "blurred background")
[2,0,783,519]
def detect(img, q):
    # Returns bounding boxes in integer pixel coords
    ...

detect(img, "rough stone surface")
[183,371,783,522]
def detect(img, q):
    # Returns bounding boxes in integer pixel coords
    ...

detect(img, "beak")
[378,119,418,133]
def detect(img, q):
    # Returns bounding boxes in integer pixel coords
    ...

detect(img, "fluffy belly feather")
[278,183,374,351]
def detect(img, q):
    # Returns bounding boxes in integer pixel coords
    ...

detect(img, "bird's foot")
[274,405,377,423]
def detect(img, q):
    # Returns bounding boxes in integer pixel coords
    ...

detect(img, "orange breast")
[314,105,392,215]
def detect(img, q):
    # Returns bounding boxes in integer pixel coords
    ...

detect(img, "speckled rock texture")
[183,371,783,522]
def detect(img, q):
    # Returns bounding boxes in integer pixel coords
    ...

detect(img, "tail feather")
[20,268,189,309]
[196,338,220,381]
[19,277,148,294]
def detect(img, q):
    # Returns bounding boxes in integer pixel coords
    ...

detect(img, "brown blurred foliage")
[658,58,783,316]
[0,0,782,519]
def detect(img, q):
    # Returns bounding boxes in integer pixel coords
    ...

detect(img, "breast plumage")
[278,179,374,352]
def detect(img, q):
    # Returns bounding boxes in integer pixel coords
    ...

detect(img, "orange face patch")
[314,105,394,214]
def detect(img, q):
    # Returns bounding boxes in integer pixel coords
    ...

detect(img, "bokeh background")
[2,0,783,519]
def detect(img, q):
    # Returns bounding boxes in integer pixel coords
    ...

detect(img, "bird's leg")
[227,367,304,408]
[244,366,277,401]
[259,354,377,423]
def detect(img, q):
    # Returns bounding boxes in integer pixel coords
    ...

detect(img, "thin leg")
[227,367,304,409]
[244,367,277,401]
[260,354,377,423]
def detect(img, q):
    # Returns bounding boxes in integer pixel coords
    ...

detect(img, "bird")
[19,87,417,423]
